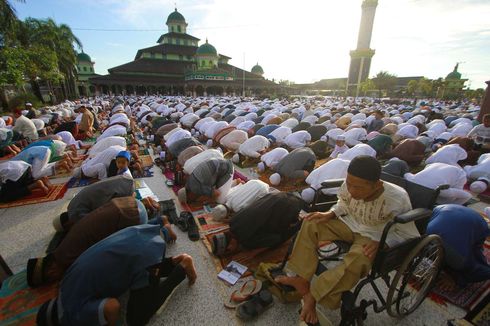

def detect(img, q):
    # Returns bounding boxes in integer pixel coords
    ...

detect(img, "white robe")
[306,158,350,194]
[260,147,289,168]
[166,129,191,148]
[220,130,248,151]
[339,144,377,161]
[183,149,224,175]
[268,126,291,145]
[98,125,127,141]
[342,128,367,147]
[225,180,270,212]
[89,136,127,157]
[285,130,311,149]
[238,135,270,158]
[425,144,467,166]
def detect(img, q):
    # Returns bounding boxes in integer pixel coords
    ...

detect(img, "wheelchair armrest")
[394,208,432,224]
[320,179,344,189]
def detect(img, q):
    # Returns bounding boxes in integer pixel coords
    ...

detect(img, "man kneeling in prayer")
[36,225,196,326]
[275,156,419,324]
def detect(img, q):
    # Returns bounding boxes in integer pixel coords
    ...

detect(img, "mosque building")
[75,51,99,97]
[89,9,277,96]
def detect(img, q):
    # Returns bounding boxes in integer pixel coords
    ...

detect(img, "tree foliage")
[372,71,397,96]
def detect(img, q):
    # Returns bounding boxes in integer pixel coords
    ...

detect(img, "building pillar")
[478,80,490,122]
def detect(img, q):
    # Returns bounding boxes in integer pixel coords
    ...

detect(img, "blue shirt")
[58,224,166,325]
[255,124,279,137]
[12,146,50,165]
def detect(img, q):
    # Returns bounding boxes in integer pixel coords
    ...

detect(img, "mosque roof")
[251,63,264,75]
[196,40,218,56]
[166,9,186,24]
[156,32,200,43]
[77,52,92,62]
[135,44,198,59]
[109,58,191,75]
[446,67,462,80]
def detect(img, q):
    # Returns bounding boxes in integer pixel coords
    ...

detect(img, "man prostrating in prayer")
[275,156,420,324]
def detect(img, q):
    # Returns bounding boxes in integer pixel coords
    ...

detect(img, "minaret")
[347,0,378,97]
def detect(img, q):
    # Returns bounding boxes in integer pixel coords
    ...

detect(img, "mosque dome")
[251,63,264,76]
[166,8,186,24]
[196,39,218,56]
[446,64,462,80]
[77,52,92,62]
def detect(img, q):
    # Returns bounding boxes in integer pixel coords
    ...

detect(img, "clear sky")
[13,0,490,89]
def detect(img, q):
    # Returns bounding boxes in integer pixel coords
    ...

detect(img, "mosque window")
[209,60,212,65]
[90,67,93,72]
[151,53,155,58]
[177,39,181,45]
[177,25,181,32]
[83,66,87,72]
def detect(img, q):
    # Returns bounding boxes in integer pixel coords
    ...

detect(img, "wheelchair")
[272,172,448,325]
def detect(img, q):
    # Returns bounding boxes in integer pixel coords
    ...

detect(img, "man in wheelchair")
[275,155,420,324]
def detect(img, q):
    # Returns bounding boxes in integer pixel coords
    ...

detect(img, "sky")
[13,0,490,89]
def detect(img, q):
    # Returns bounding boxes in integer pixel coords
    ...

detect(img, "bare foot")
[162,217,177,243]
[301,292,318,324]
[41,177,55,191]
[173,254,197,285]
[275,275,310,296]
[37,180,49,194]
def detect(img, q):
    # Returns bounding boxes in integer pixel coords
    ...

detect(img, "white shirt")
[238,135,270,158]
[450,123,473,137]
[427,122,446,138]
[425,144,467,166]
[268,126,292,145]
[13,115,38,140]
[205,121,228,139]
[82,145,126,169]
[339,144,377,161]
[404,163,471,205]
[180,113,199,128]
[0,160,31,183]
[98,125,127,141]
[194,117,214,131]
[236,120,255,131]
[285,130,311,149]
[166,129,191,148]
[261,147,289,168]
[163,127,183,142]
[89,136,126,158]
[396,124,419,139]
[183,149,224,175]
[230,116,246,127]
[220,130,248,151]
[464,155,490,181]
[306,158,350,194]
[342,128,367,147]
[225,180,270,212]
[56,131,80,149]
[326,128,344,141]
[330,144,349,158]
[280,118,299,129]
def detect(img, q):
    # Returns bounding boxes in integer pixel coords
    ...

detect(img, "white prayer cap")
[320,135,327,142]
[269,173,281,186]
[177,188,187,203]
[337,135,345,141]
[32,119,45,131]
[257,162,265,172]
[159,151,166,160]
[301,188,315,203]
[26,102,32,106]
[211,204,228,221]
[470,181,487,194]
[232,153,240,163]
[206,139,213,147]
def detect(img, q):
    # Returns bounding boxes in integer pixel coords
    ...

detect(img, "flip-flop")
[186,213,200,241]
[231,279,263,302]
[236,289,274,320]
[176,211,190,232]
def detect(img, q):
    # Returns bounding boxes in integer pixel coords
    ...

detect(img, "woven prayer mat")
[0,183,67,209]
[258,170,308,193]
[140,155,154,168]
[428,248,490,311]
[0,270,58,326]
[134,167,154,179]
[138,148,150,156]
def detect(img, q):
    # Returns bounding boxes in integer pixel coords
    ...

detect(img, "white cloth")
[280,118,299,129]
[56,131,80,149]
[220,130,248,151]
[13,115,38,140]
[329,144,349,159]
[236,120,255,132]
[216,173,234,204]
[81,145,125,179]
[284,130,311,149]
[339,144,377,161]
[342,128,367,147]
[224,180,270,212]
[31,148,55,179]
[268,126,291,145]
[166,129,191,148]
[425,144,467,166]
[89,136,126,158]
[306,158,350,195]
[0,160,31,183]
[230,116,246,127]
[180,113,199,128]
[464,155,490,181]
[238,136,270,158]
[450,123,473,137]
[205,121,228,139]
[404,163,471,205]
[163,127,183,141]
[396,124,419,139]
[183,149,224,175]
[260,147,289,168]
[98,125,127,141]
[194,117,214,131]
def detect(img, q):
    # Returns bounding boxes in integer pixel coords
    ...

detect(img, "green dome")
[446,64,462,80]
[77,52,92,62]
[196,39,217,56]
[166,9,186,24]
[251,63,264,75]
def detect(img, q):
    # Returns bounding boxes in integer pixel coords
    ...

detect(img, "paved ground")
[0,156,473,325]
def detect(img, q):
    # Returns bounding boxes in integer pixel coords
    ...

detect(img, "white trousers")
[216,175,234,204]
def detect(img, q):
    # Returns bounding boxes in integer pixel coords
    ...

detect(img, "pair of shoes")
[175,211,190,231]
[235,289,274,320]
[186,212,199,241]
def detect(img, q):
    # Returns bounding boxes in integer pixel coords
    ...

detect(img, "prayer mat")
[258,170,308,193]
[139,155,154,168]
[48,155,88,179]
[463,295,489,326]
[0,183,67,209]
[235,157,260,169]
[0,270,58,326]
[66,176,98,189]
[314,157,331,169]
[138,148,149,156]
[428,248,490,311]
[134,167,154,179]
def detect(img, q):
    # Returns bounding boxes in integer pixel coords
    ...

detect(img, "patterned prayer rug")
[0,270,58,326]
[139,155,154,168]
[48,155,88,179]
[258,169,308,193]
[0,183,67,209]
[134,167,154,179]
[66,176,98,189]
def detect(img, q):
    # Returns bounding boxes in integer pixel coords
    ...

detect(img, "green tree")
[407,80,418,96]
[360,79,375,96]
[372,71,397,97]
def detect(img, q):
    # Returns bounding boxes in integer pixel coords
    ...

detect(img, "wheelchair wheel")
[386,235,444,318]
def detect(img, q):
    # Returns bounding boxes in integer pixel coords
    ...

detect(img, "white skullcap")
[320,135,327,142]
[211,204,228,221]
[232,153,240,163]
[206,139,213,147]
[336,135,345,141]
[257,162,265,172]
[269,173,281,186]
[159,151,166,160]
[470,181,487,194]
[177,188,187,203]
[52,215,64,232]
[191,128,196,135]
[301,188,315,203]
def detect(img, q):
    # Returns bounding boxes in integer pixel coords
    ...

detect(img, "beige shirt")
[330,181,420,247]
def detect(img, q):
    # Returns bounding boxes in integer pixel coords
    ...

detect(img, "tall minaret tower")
[347,0,378,97]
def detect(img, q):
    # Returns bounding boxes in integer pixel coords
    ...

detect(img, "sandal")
[186,213,200,241]
[224,279,263,309]
[175,211,191,232]
[236,289,274,320]
[212,233,228,255]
